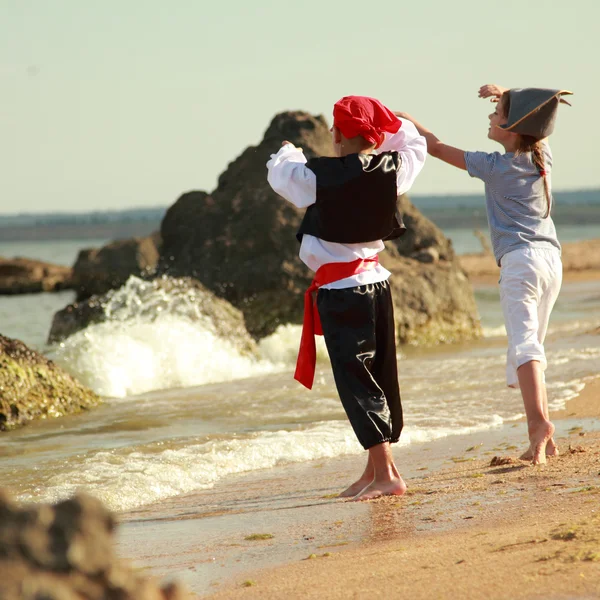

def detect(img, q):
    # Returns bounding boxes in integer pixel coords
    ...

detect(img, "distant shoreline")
[0,221,162,243]
[460,238,600,284]
[1,187,598,220]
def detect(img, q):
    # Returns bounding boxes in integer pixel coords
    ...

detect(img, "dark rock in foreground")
[0,257,72,295]
[0,491,188,599]
[0,335,100,431]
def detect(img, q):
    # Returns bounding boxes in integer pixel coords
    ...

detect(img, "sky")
[1,0,598,214]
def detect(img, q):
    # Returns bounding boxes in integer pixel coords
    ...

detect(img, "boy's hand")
[282,140,302,151]
[393,111,409,120]
[478,84,507,102]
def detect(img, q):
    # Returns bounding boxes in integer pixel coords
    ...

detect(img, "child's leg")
[317,284,404,497]
[520,250,562,459]
[539,252,562,456]
[352,441,406,501]
[499,249,557,464]
[371,280,403,443]
[517,360,555,464]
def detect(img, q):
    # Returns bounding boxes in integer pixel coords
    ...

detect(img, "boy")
[266,96,426,500]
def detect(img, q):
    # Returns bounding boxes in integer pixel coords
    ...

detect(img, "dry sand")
[459,239,600,284]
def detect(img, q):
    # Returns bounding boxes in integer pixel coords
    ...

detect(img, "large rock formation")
[158,111,481,343]
[48,275,258,357]
[0,257,72,295]
[72,232,161,301]
[0,491,188,600]
[0,335,100,431]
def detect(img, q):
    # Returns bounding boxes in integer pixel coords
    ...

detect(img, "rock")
[158,112,334,338]
[380,254,480,345]
[48,275,258,356]
[412,247,440,264]
[0,257,72,295]
[394,195,454,262]
[47,296,106,345]
[0,491,189,600]
[0,335,100,431]
[158,110,481,344]
[72,232,161,301]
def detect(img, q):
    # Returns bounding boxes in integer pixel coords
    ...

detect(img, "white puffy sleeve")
[377,120,427,196]
[266,144,317,209]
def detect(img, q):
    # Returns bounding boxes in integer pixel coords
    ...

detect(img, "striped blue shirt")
[464,145,561,265]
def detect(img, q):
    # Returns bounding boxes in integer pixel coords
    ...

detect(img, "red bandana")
[333,96,401,148]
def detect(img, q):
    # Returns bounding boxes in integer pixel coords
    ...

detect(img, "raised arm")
[393,84,508,172]
[394,112,466,171]
[266,143,316,209]
[376,119,427,195]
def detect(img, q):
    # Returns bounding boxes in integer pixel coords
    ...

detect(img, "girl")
[396,84,572,465]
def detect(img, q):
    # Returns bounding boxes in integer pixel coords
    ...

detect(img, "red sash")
[294,256,379,389]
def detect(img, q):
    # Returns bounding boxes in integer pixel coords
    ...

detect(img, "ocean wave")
[48,277,325,398]
[17,416,509,513]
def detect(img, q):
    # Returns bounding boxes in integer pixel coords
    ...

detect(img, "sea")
[0,193,599,515]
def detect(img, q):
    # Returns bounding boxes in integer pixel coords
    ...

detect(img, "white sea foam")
[21,423,362,511]
[19,416,510,513]
[257,323,329,366]
[49,316,283,398]
[49,277,317,398]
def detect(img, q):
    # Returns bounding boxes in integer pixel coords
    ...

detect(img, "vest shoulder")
[306,151,400,173]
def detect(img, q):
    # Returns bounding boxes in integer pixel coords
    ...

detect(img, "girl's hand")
[478,84,507,102]
[394,111,411,120]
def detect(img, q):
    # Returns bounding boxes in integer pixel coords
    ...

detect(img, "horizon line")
[0,186,598,219]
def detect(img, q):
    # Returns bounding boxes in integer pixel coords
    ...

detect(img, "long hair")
[500,93,552,218]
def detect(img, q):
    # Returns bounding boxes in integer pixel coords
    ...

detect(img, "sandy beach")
[116,373,600,599]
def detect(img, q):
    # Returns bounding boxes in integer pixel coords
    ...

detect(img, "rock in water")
[158,111,481,343]
[0,335,100,431]
[0,491,189,599]
[48,275,258,357]
[0,257,72,295]
[72,232,161,301]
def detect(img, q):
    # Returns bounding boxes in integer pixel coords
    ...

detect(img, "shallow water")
[1,239,599,514]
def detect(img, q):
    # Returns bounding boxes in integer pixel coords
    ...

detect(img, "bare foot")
[352,477,407,502]
[520,436,559,461]
[338,478,374,498]
[522,420,555,465]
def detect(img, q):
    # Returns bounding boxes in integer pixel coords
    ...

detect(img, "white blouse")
[266,119,427,289]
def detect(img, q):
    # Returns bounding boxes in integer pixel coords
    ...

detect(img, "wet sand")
[118,376,600,599]
[459,238,600,284]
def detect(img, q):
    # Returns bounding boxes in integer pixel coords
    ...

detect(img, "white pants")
[499,247,562,388]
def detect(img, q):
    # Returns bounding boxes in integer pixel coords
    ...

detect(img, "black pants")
[317,280,403,450]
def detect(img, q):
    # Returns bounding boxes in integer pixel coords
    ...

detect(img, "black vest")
[296,151,406,244]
